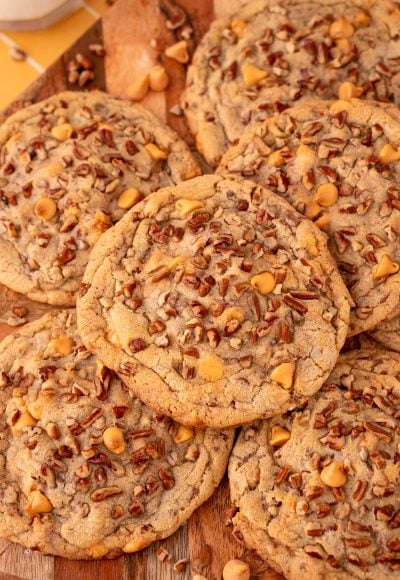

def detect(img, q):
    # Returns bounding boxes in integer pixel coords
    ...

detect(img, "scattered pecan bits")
[129,338,147,353]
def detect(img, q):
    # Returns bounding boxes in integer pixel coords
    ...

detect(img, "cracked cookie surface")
[0,310,232,558]
[77,174,351,428]
[229,348,400,579]
[183,0,400,167]
[219,99,400,335]
[370,314,400,353]
[0,91,200,306]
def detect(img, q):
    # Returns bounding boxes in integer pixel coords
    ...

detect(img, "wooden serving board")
[0,1,283,578]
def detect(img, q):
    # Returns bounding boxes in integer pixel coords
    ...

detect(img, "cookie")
[0,91,200,306]
[229,348,400,579]
[77,174,351,428]
[219,98,400,336]
[183,0,400,167]
[370,313,400,352]
[0,310,233,558]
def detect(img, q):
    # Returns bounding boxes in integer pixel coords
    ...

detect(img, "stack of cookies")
[0,0,399,577]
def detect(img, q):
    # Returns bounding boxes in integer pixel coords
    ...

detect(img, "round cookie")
[0,91,200,306]
[219,99,400,336]
[77,174,351,428]
[183,0,400,167]
[229,348,400,579]
[0,310,233,558]
[370,313,400,352]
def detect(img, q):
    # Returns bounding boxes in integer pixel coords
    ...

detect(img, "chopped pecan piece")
[91,487,123,502]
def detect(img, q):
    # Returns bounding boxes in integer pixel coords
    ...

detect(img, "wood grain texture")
[0,1,280,578]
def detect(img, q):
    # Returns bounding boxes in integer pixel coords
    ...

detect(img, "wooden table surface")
[0,1,283,578]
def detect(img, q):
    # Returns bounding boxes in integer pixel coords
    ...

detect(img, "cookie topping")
[373,254,399,279]
[165,40,190,64]
[173,424,194,444]
[378,143,400,164]
[222,559,250,580]
[33,198,57,221]
[53,335,74,355]
[250,271,275,295]
[314,183,338,207]
[51,123,74,141]
[117,188,141,210]
[103,427,125,454]
[320,461,347,488]
[270,362,295,390]
[269,425,291,447]
[241,63,268,87]
[26,490,53,515]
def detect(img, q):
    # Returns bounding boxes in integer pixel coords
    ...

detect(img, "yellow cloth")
[0,0,108,110]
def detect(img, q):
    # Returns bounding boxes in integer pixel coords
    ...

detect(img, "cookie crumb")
[156,547,172,562]
[174,558,188,573]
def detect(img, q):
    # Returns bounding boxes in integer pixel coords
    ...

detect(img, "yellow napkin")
[0,0,108,110]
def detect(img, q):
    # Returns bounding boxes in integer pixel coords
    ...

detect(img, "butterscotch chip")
[165,40,189,64]
[77,175,350,428]
[127,75,149,101]
[231,18,246,36]
[175,199,204,217]
[103,426,125,454]
[183,0,400,167]
[229,347,400,579]
[0,310,233,557]
[269,425,291,447]
[145,143,168,161]
[250,271,275,295]
[53,335,74,355]
[0,91,200,306]
[12,411,37,432]
[174,424,194,444]
[373,254,399,279]
[51,123,73,141]
[222,559,250,580]
[117,188,141,210]
[34,198,57,221]
[320,461,347,487]
[270,362,295,390]
[219,99,400,335]
[149,65,169,92]
[338,81,363,101]
[314,183,338,207]
[378,143,400,164]
[329,17,354,39]
[26,491,53,515]
[241,63,268,87]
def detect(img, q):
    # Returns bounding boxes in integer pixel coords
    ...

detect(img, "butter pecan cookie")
[219,99,400,335]
[0,91,200,306]
[0,310,232,558]
[229,348,400,579]
[77,175,351,428]
[183,0,400,167]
